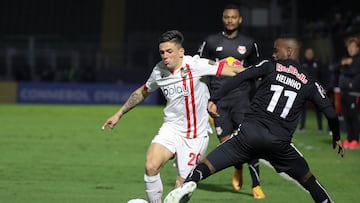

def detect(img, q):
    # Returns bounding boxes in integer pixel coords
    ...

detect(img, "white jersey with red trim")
[144,55,223,138]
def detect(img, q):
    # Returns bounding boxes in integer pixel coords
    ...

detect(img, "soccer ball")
[127,198,148,203]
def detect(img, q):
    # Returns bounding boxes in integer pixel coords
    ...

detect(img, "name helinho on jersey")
[275,73,302,90]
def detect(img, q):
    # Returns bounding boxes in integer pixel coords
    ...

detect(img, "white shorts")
[152,124,209,179]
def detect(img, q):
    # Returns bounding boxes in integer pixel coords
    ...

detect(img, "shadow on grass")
[197,182,253,198]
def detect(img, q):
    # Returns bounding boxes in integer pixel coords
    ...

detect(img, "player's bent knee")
[145,162,161,176]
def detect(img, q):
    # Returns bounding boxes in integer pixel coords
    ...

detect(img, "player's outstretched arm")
[220,63,246,76]
[102,86,149,131]
[324,108,345,157]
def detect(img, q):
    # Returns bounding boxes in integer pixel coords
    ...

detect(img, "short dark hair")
[277,34,301,49]
[346,37,359,47]
[277,33,299,40]
[158,30,184,46]
[224,3,240,11]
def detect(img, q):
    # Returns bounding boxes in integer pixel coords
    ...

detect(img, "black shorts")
[214,98,250,138]
[207,121,310,180]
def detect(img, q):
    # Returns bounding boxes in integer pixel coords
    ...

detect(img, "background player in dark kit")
[197,3,264,198]
[298,47,324,132]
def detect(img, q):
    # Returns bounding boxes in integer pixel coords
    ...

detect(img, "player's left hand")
[333,140,345,157]
[207,101,219,118]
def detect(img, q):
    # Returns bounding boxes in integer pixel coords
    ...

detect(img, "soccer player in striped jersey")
[102,30,244,203]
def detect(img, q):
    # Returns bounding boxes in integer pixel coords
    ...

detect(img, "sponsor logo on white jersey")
[163,84,189,97]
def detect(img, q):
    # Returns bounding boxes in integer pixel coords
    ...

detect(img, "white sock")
[144,173,162,203]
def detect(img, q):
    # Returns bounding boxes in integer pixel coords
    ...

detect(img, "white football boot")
[164,181,197,203]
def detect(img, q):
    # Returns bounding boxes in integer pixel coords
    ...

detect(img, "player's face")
[347,41,359,57]
[304,48,314,60]
[222,9,242,32]
[159,42,184,71]
[272,39,289,60]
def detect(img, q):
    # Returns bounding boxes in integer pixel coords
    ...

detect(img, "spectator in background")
[298,47,324,133]
[197,3,265,198]
[338,37,360,149]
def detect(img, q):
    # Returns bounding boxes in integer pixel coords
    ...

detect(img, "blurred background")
[0,0,359,104]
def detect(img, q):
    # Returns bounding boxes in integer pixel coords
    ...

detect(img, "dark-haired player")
[164,35,345,203]
[198,3,264,198]
[102,30,244,203]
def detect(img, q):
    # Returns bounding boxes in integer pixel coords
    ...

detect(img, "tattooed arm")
[102,86,149,131]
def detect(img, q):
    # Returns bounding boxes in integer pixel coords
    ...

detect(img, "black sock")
[248,159,260,187]
[301,175,333,203]
[184,163,211,183]
[234,163,243,170]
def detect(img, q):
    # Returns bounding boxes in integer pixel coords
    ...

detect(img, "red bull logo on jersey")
[237,45,247,54]
[219,56,243,66]
[276,63,308,84]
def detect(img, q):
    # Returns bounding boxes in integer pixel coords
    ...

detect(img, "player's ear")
[179,47,185,57]
[287,47,293,58]
[238,16,243,24]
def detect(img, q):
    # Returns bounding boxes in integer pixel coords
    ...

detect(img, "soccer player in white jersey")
[102,30,244,203]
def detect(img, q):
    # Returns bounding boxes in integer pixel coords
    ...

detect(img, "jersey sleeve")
[310,82,341,141]
[192,55,222,77]
[244,41,261,67]
[210,60,270,102]
[197,40,208,57]
[144,67,159,93]
[310,82,333,112]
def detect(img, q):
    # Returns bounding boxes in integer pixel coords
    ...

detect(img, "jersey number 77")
[266,84,297,118]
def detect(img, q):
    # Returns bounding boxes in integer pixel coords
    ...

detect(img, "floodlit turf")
[0,104,359,203]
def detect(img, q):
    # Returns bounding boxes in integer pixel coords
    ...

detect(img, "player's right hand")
[333,140,345,157]
[102,115,120,131]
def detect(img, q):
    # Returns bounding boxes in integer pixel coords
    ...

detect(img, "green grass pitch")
[0,104,359,202]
